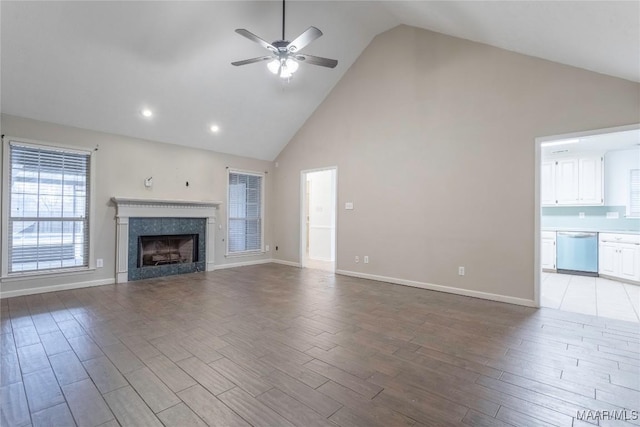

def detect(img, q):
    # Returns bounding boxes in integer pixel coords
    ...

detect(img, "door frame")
[299,166,338,269]
[534,123,640,307]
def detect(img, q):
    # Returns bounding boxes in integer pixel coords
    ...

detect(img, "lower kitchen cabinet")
[599,233,640,283]
[541,231,556,271]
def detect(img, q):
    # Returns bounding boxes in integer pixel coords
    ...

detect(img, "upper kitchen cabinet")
[578,156,604,205]
[542,154,603,206]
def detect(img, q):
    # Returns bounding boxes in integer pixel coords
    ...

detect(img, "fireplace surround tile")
[128,218,206,281]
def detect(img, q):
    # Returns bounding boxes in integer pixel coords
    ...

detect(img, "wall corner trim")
[0,278,115,299]
[335,269,537,308]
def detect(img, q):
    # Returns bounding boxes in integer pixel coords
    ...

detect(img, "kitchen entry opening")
[138,234,198,267]
[300,167,337,272]
[536,124,640,322]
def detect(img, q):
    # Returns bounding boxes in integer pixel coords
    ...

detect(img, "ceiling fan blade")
[287,26,323,53]
[235,29,277,52]
[231,56,274,66]
[295,54,338,68]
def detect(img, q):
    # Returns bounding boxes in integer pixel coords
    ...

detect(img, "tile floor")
[541,271,640,322]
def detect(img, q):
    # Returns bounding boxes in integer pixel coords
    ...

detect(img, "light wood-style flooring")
[1,264,639,426]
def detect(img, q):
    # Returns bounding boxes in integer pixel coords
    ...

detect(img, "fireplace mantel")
[111,197,222,283]
[112,197,222,218]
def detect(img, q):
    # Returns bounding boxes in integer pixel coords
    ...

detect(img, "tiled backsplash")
[542,206,639,232]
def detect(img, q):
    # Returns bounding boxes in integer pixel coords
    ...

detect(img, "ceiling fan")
[231,0,338,79]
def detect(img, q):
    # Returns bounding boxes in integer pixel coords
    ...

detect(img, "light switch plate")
[345,202,354,210]
[579,212,585,219]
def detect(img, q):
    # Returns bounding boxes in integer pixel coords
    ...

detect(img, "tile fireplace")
[112,198,221,282]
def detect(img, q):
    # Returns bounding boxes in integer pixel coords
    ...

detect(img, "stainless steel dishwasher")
[556,231,598,276]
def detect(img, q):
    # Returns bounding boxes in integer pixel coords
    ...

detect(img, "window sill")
[1,266,96,283]
[225,251,265,258]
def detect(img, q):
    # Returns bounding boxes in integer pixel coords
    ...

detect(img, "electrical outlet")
[364,256,369,264]
[96,258,104,268]
[458,266,465,276]
[265,245,270,251]
[579,212,585,219]
[355,256,360,263]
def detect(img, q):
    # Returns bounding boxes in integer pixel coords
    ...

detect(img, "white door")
[541,161,556,206]
[578,156,603,205]
[556,159,579,205]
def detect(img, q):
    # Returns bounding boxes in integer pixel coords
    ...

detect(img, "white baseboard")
[0,278,115,299]
[270,259,302,268]
[214,258,273,270]
[335,269,537,308]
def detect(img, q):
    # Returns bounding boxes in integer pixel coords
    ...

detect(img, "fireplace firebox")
[138,234,198,267]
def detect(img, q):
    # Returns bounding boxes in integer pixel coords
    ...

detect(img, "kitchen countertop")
[542,227,640,235]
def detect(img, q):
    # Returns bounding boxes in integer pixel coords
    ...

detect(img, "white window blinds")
[228,171,262,253]
[631,169,640,217]
[8,142,91,273]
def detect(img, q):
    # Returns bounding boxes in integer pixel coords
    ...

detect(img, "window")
[631,169,640,217]
[227,170,263,254]
[5,140,92,274]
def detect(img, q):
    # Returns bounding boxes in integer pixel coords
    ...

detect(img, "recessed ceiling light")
[210,124,220,133]
[140,108,153,118]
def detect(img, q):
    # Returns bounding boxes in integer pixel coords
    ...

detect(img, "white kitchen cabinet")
[541,161,556,206]
[599,242,617,276]
[578,156,603,205]
[556,159,579,205]
[542,154,603,206]
[541,231,556,271]
[620,245,639,281]
[599,233,640,283]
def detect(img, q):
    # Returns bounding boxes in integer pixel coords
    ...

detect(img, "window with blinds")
[631,169,640,217]
[228,170,263,254]
[8,141,91,273]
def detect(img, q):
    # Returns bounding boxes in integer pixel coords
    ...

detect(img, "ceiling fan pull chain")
[282,0,285,41]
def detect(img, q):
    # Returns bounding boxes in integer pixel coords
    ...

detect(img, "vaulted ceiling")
[2,1,638,161]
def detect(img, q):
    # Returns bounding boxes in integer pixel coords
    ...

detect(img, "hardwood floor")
[1,264,639,426]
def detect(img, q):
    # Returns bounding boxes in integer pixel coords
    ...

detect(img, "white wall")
[272,25,640,305]
[0,114,274,296]
[605,148,640,215]
[307,169,336,262]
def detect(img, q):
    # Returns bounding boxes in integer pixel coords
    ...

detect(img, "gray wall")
[272,25,640,303]
[1,114,274,295]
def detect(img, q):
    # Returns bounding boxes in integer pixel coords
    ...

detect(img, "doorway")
[300,167,337,272]
[535,124,640,322]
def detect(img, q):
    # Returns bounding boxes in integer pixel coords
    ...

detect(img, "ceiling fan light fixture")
[267,59,280,74]
[285,58,299,74]
[267,58,299,79]
[232,0,337,78]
